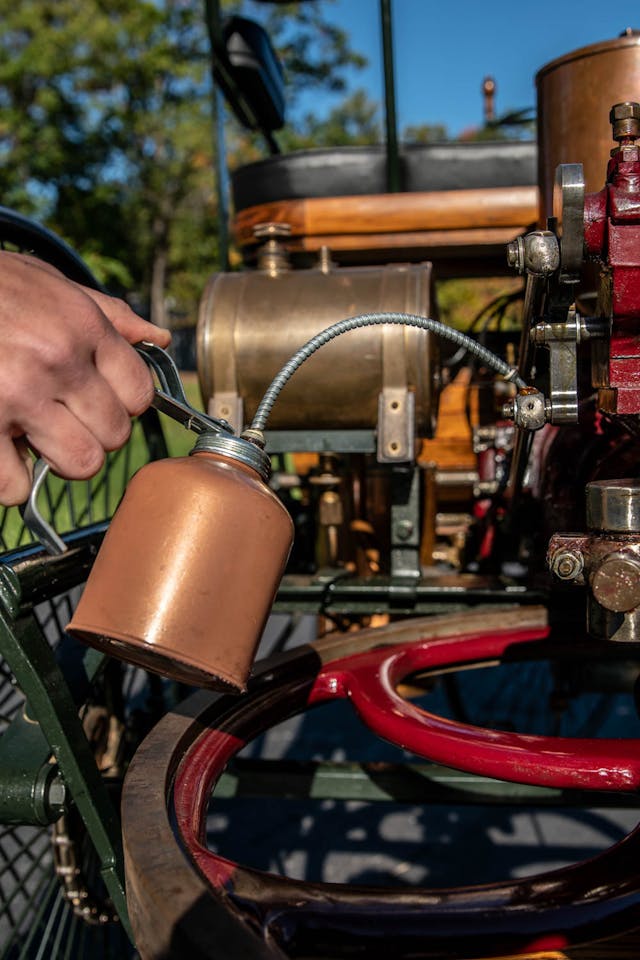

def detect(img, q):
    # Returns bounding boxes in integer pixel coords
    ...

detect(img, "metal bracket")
[0,700,67,826]
[377,388,415,463]
[530,306,580,424]
[209,391,244,436]
[552,163,585,283]
[389,464,421,583]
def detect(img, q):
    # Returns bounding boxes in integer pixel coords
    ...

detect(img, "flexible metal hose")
[251,311,526,432]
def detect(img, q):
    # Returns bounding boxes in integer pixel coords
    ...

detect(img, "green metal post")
[380,0,400,192]
[0,565,132,940]
[203,0,230,270]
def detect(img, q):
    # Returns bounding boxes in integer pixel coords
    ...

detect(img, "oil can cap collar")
[190,430,271,482]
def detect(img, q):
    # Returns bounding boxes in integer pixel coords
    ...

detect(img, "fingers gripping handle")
[21,344,233,556]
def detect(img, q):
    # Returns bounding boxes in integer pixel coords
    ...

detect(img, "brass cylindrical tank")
[536,33,640,222]
[197,261,439,435]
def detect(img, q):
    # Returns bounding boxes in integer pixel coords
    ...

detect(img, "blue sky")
[289,0,640,138]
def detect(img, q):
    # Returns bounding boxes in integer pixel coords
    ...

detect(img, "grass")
[436,276,522,332]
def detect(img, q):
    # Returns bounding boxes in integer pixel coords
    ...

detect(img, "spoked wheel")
[123,606,640,960]
[0,213,169,959]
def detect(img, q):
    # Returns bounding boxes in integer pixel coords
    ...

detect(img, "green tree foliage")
[402,123,447,144]
[0,3,190,309]
[0,0,374,325]
[0,0,217,325]
[230,0,367,100]
[278,90,380,149]
[223,2,380,166]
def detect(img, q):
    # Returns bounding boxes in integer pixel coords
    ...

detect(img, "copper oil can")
[67,432,293,692]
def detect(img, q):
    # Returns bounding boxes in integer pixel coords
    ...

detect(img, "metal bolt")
[501,399,515,420]
[253,221,292,240]
[578,317,609,341]
[530,322,548,344]
[610,101,640,142]
[395,520,414,541]
[549,549,584,581]
[317,245,334,274]
[254,222,292,275]
[319,491,343,527]
[506,237,524,273]
[47,777,67,810]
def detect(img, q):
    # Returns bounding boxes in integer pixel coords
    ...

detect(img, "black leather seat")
[231,140,537,210]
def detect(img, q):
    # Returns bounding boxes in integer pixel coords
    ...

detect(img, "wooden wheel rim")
[123,607,640,959]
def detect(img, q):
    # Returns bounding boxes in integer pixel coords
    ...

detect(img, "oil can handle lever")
[20,459,68,556]
[135,342,233,437]
[21,343,233,556]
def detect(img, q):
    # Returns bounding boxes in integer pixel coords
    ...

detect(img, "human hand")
[0,251,172,506]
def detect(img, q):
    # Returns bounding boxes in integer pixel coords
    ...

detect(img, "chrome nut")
[523,231,560,277]
[513,390,547,431]
[506,237,524,274]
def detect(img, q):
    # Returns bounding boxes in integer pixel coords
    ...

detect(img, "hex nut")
[501,399,515,420]
[513,391,547,431]
[47,779,67,808]
[253,221,292,239]
[586,479,640,533]
[549,549,584,581]
[523,231,560,277]
[506,238,524,273]
[610,102,640,142]
[610,101,640,122]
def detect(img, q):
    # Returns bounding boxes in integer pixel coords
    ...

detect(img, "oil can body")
[68,451,293,691]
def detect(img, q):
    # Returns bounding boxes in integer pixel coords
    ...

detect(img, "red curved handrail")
[172,622,640,958]
[308,626,640,791]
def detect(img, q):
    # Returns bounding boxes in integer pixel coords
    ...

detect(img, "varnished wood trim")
[234,186,539,247]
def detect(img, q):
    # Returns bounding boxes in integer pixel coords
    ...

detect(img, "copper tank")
[536,33,640,223]
[197,260,439,434]
[68,434,293,692]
